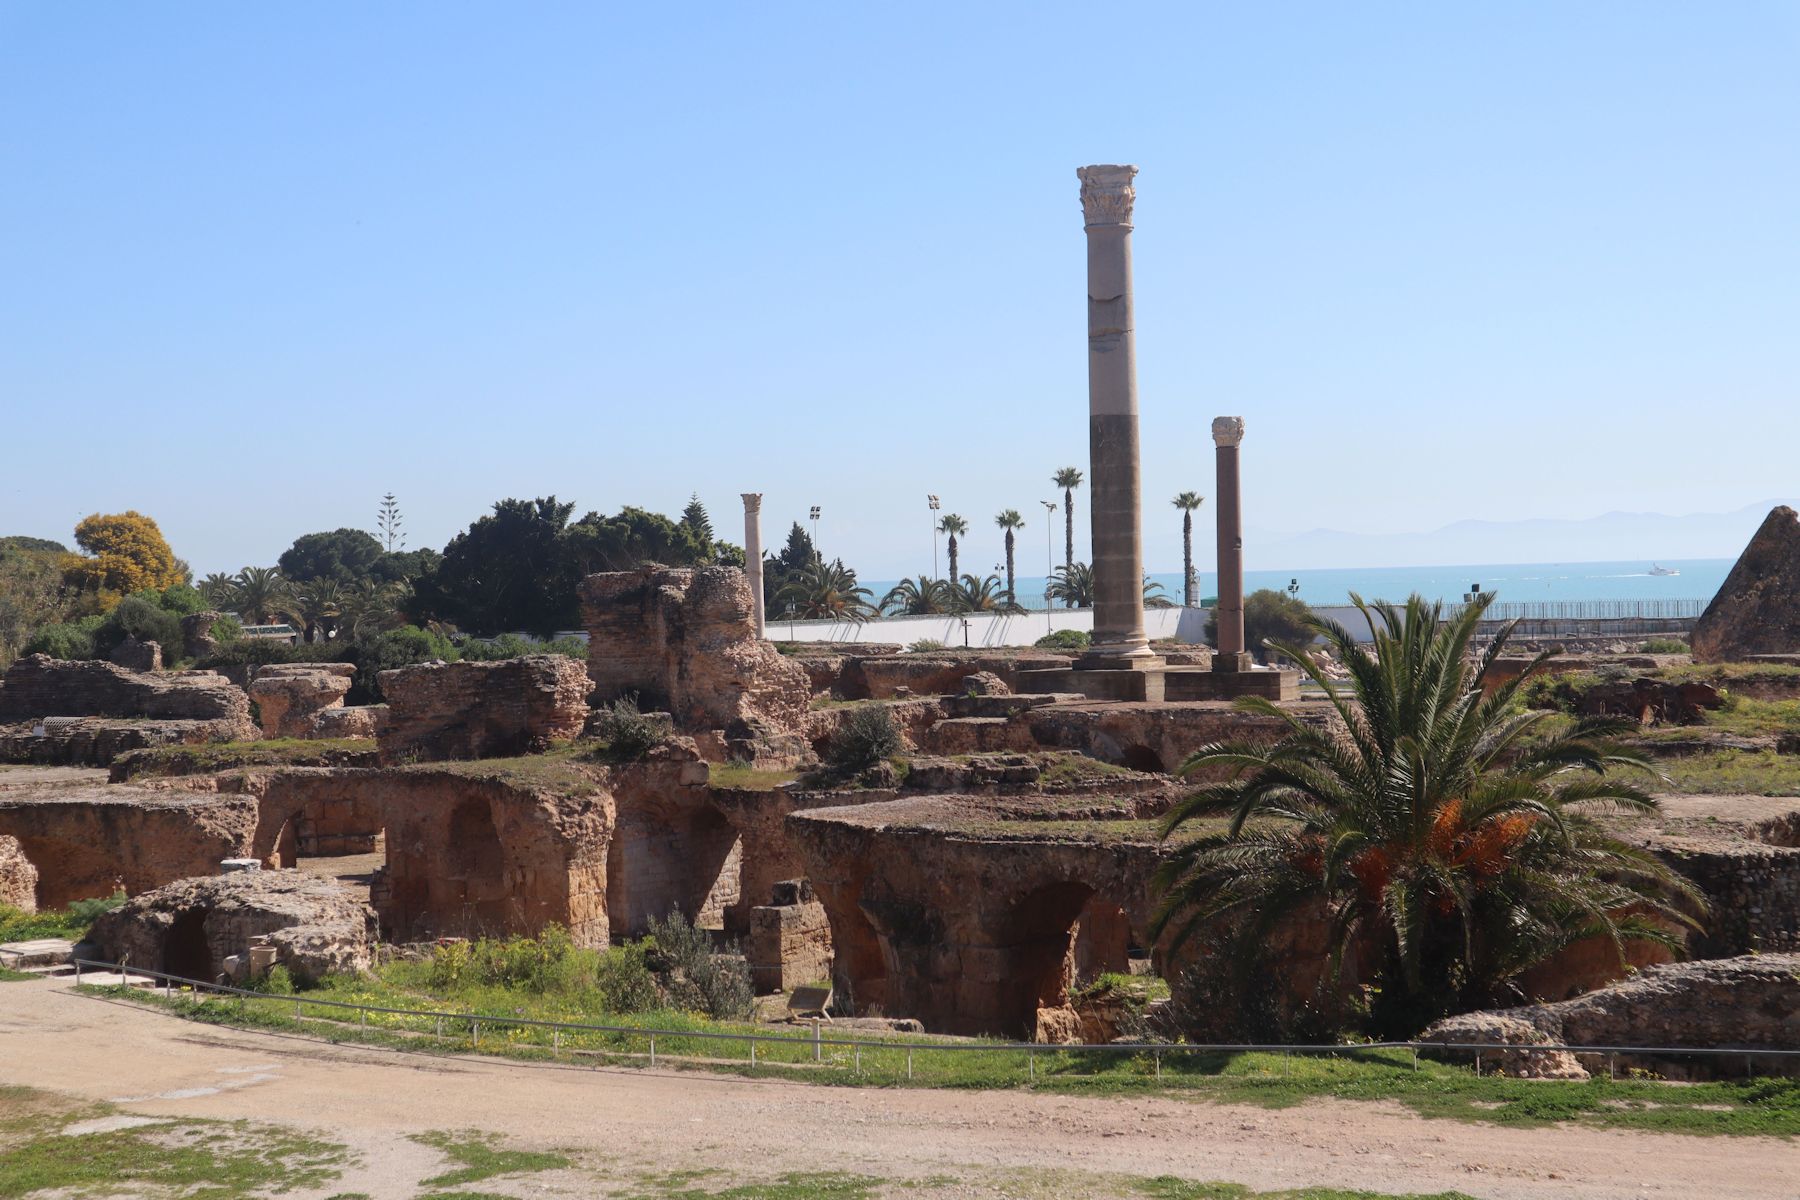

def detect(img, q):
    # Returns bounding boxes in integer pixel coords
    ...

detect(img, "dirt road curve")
[0,980,1790,1199]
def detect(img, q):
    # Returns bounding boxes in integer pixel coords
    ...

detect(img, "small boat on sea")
[1649,563,1680,576]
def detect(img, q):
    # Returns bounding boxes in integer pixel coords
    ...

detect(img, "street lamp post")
[809,506,821,566]
[1040,500,1057,636]
[927,495,941,580]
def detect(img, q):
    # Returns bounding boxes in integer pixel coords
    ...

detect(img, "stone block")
[377,655,591,764]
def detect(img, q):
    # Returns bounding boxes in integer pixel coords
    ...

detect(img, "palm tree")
[291,580,346,644]
[951,573,1025,615]
[1143,577,1177,609]
[994,509,1025,604]
[1052,467,1083,603]
[339,579,402,640]
[880,576,953,616]
[198,573,238,609]
[230,566,292,626]
[937,514,968,584]
[776,559,877,623]
[1172,492,1205,607]
[1047,561,1093,608]
[1153,593,1703,1039]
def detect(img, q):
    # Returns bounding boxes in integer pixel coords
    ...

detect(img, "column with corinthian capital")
[741,493,766,639]
[1211,417,1254,671]
[1078,164,1153,663]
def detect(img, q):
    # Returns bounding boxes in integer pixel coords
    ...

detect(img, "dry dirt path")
[1,978,1792,1200]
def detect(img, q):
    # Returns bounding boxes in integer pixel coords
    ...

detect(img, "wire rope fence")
[70,959,1800,1085]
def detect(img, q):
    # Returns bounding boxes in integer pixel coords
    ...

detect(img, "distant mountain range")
[1245,501,1797,571]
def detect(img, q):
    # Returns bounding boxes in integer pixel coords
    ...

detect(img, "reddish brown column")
[1212,416,1254,671]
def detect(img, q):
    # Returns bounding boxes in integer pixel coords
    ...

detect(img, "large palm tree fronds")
[880,576,953,616]
[230,566,293,626]
[951,573,1025,615]
[198,572,238,609]
[1154,591,1704,1038]
[776,559,877,624]
[1047,561,1093,608]
[994,509,1025,602]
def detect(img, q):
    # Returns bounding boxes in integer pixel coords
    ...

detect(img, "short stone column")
[1212,417,1254,671]
[1079,164,1152,663]
[742,493,766,639]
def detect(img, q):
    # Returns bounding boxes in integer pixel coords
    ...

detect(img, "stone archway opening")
[161,908,212,980]
[1005,880,1098,1037]
[1070,894,1133,984]
[1120,744,1165,774]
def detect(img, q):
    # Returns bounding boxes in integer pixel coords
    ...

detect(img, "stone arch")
[1119,744,1165,774]
[1070,893,1133,982]
[1003,880,1098,1034]
[161,908,212,980]
[607,795,740,938]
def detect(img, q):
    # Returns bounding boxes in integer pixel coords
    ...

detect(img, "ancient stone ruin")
[89,871,378,984]
[249,663,357,739]
[581,566,809,734]
[376,654,591,764]
[1692,505,1800,662]
[0,653,256,764]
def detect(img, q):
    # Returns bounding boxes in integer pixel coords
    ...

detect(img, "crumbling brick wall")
[580,567,808,734]
[376,656,591,764]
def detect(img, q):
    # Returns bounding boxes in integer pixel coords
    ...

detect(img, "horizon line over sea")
[854,558,1733,613]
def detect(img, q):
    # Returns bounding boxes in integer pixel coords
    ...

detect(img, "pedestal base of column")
[1212,651,1256,673]
[1074,646,1158,672]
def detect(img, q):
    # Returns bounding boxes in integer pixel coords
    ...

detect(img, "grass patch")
[0,893,125,943]
[1037,754,1140,786]
[111,737,377,779]
[100,984,1800,1138]
[414,745,604,797]
[709,763,799,791]
[1655,749,1800,795]
[0,967,34,982]
[0,1086,350,1198]
[627,1172,884,1199]
[1132,1181,1478,1200]
[412,1129,572,1186]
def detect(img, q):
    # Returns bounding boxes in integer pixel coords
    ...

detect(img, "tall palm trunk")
[947,534,960,585]
[1182,510,1195,607]
[1062,488,1075,606]
[1003,529,1016,599]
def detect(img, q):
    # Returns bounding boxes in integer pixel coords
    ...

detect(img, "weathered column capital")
[1211,416,1245,447]
[740,493,762,514]
[1077,164,1138,228]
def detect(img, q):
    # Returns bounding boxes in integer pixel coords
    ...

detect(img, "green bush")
[1642,637,1689,655]
[586,694,667,763]
[592,941,660,1013]
[906,638,945,652]
[252,965,296,995]
[21,614,103,660]
[822,705,900,774]
[425,925,584,994]
[645,909,754,1020]
[1033,628,1090,651]
[457,632,587,661]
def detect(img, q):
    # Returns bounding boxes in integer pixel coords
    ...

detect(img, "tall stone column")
[1079,164,1152,663]
[1211,417,1253,671]
[741,493,766,639]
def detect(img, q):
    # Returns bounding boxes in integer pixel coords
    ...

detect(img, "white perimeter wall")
[766,606,1211,648]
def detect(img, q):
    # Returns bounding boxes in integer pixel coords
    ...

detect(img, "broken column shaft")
[1212,417,1253,671]
[741,493,766,639]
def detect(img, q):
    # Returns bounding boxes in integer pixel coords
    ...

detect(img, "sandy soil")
[1,979,1793,1200]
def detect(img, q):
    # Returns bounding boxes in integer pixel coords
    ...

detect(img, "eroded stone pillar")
[1079,164,1152,662]
[1212,417,1253,671]
[742,493,766,639]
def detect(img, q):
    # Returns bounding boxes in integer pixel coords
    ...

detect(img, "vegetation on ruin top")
[114,737,379,779]
[415,745,606,797]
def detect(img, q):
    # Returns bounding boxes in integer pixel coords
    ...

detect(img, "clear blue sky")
[2,3,1796,579]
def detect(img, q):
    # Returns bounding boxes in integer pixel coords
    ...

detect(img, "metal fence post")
[855,1044,861,1072]
[435,1015,443,1038]
[553,1028,561,1057]
[813,1018,821,1063]
[471,1021,479,1049]
[907,1049,913,1080]
[750,1041,756,1068]
[649,1034,656,1068]
[1154,1050,1160,1079]
[1028,1048,1035,1081]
